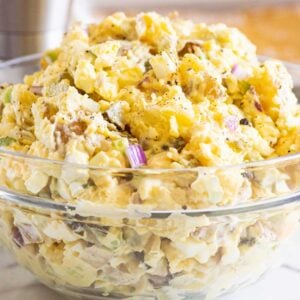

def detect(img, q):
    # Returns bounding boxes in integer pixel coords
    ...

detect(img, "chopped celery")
[0,136,16,146]
[112,138,129,152]
[239,81,250,94]
[3,86,13,104]
[45,49,60,62]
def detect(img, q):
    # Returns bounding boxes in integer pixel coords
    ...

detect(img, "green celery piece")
[45,49,59,62]
[239,81,250,94]
[0,136,16,146]
[3,86,13,104]
[112,139,129,152]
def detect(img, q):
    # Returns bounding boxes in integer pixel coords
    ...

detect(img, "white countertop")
[0,233,299,300]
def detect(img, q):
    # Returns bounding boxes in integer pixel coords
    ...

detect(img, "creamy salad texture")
[0,206,298,300]
[0,12,299,210]
[0,12,299,300]
[0,12,300,168]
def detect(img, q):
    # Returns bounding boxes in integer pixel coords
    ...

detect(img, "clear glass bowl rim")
[0,53,299,218]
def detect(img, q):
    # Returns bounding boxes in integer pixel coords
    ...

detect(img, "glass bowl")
[0,55,299,300]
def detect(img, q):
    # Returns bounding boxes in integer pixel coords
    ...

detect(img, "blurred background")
[1,0,300,62]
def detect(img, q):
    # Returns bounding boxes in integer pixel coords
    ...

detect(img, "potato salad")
[0,12,299,209]
[1,12,300,169]
[0,12,299,300]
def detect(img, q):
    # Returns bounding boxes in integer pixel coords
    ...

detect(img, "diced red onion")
[231,64,239,74]
[18,223,43,244]
[231,64,248,80]
[12,224,43,247]
[225,115,239,132]
[126,144,147,168]
[12,226,24,247]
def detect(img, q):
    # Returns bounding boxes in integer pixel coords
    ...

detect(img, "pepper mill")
[0,0,73,59]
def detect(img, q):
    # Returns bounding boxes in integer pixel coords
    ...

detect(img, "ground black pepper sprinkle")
[144,60,152,72]
[254,101,263,112]
[239,118,250,126]
[241,172,254,180]
[239,237,256,247]
[123,173,134,181]
[171,137,186,152]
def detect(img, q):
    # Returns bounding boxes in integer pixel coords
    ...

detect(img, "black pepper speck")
[240,118,250,126]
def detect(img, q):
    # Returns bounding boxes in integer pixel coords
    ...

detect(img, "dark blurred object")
[0,0,73,59]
